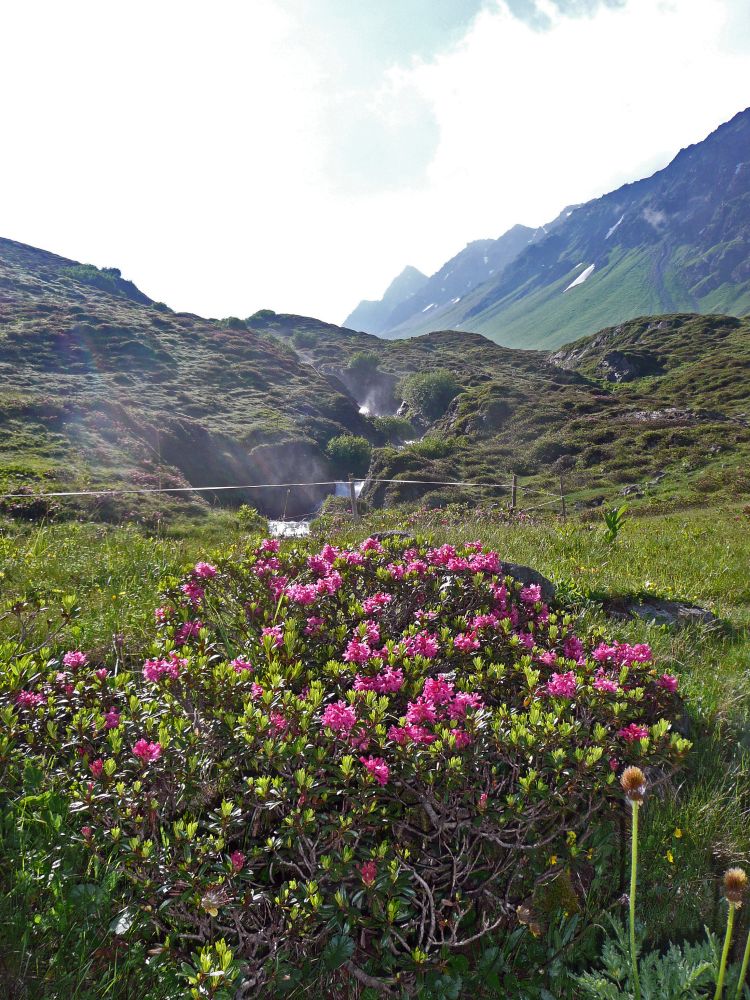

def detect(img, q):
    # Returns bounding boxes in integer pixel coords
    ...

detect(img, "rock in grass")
[603,596,719,630]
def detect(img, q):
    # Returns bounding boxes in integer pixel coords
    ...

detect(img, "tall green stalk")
[715,902,736,1000]
[735,925,750,1000]
[629,801,641,1000]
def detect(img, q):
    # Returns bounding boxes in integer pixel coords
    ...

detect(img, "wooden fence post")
[349,476,360,523]
[511,474,518,511]
[559,477,567,522]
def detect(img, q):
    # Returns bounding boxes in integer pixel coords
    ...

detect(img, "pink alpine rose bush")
[1,536,689,994]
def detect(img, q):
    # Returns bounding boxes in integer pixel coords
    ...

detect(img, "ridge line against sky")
[0,0,749,325]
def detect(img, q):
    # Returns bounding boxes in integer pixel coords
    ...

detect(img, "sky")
[1,0,749,324]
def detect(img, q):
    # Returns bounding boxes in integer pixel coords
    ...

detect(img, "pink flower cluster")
[388,676,483,747]
[354,666,404,694]
[592,642,653,667]
[402,631,440,659]
[546,671,578,699]
[132,739,162,763]
[360,755,389,785]
[17,690,45,709]
[143,653,185,683]
[321,700,357,733]
[63,650,88,670]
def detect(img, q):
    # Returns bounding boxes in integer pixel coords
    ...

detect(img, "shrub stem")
[629,801,641,1000]
[735,925,750,1000]
[716,902,736,1000]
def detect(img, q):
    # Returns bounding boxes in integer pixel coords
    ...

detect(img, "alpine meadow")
[2,3,750,998]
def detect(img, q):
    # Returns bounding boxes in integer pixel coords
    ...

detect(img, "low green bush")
[2,537,688,995]
[325,434,372,476]
[399,370,462,421]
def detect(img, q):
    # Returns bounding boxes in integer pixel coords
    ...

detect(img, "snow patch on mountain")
[564,264,595,291]
[605,214,625,239]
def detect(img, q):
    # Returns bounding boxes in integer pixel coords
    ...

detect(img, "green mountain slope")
[0,239,375,522]
[362,107,750,348]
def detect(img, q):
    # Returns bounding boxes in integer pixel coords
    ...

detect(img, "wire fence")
[0,472,572,522]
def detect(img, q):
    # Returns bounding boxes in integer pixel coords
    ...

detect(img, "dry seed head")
[620,766,647,804]
[723,867,748,905]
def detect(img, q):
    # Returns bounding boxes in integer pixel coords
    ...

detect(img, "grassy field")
[1,504,749,996]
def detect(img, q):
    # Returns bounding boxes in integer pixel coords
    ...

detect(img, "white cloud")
[0,0,748,324]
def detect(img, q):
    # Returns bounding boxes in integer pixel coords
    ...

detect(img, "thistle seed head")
[723,867,748,905]
[620,765,647,804]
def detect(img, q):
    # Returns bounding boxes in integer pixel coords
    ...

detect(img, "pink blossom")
[154,606,170,623]
[230,851,246,872]
[269,711,288,733]
[445,557,470,571]
[360,620,380,645]
[468,551,501,573]
[63,651,88,670]
[268,576,288,600]
[389,724,428,745]
[403,631,439,659]
[175,620,203,644]
[341,551,365,566]
[133,739,162,763]
[304,616,324,636]
[89,758,104,778]
[143,654,183,683]
[307,553,331,575]
[618,723,649,742]
[546,671,577,699]
[285,583,318,605]
[454,632,480,653]
[478,791,489,811]
[387,563,406,580]
[194,562,217,579]
[465,540,483,552]
[354,667,404,694]
[362,593,392,615]
[520,584,542,604]
[594,674,619,694]
[538,651,558,666]
[359,860,377,886]
[360,756,389,786]
[261,625,284,648]
[360,537,384,553]
[321,700,357,733]
[405,559,429,575]
[406,697,438,725]
[95,668,108,681]
[181,581,205,604]
[563,636,584,660]
[316,571,343,596]
[448,691,484,719]
[453,730,472,749]
[104,709,120,729]
[658,673,679,693]
[16,690,45,709]
[259,538,280,554]
[319,543,339,563]
[619,643,653,665]
[517,632,535,650]
[344,638,372,664]
[231,657,253,673]
[423,677,455,705]
[251,682,264,699]
[427,544,456,566]
[81,826,93,840]
[471,613,499,630]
